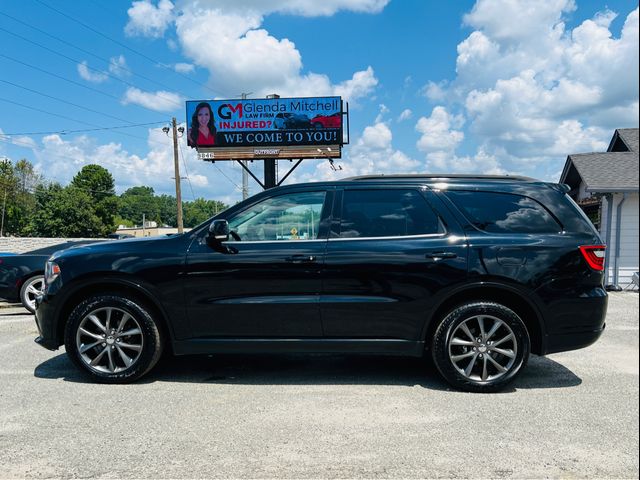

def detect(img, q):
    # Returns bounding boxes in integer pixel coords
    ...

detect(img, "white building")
[560,128,639,290]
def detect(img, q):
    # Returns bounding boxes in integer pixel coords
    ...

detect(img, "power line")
[0,53,154,114]
[0,95,96,126]
[0,129,206,189]
[0,10,188,99]
[0,25,184,109]
[33,0,219,96]
[0,121,167,136]
[0,78,135,125]
[0,129,173,175]
[178,139,196,201]
[0,96,171,146]
[1,53,122,102]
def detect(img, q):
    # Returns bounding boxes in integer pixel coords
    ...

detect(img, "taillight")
[579,245,606,271]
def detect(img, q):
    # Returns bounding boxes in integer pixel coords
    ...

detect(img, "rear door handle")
[425,251,457,260]
[285,255,317,263]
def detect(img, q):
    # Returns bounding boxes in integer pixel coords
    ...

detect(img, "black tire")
[64,294,164,383]
[432,302,530,393]
[20,275,44,313]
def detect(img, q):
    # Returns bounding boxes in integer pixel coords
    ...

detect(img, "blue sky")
[0,0,638,205]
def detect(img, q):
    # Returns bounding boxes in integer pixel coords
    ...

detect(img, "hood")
[49,234,184,261]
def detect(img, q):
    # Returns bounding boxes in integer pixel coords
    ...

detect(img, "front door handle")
[285,255,317,264]
[425,251,458,260]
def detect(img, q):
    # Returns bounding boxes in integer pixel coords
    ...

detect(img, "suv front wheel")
[432,302,530,393]
[64,294,163,383]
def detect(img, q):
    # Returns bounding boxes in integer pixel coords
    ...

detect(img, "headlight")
[45,261,61,285]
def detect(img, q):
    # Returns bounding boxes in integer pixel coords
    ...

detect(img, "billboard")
[186,96,345,160]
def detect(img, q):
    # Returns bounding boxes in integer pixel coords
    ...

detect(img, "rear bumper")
[34,294,60,351]
[540,287,608,355]
[544,324,605,355]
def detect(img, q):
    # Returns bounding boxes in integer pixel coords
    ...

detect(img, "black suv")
[35,175,607,392]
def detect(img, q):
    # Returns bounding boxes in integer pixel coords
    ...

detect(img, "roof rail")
[341,174,536,182]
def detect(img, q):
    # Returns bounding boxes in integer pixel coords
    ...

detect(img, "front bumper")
[34,293,60,351]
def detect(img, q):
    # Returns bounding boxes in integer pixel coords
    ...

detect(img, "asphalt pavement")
[0,293,638,479]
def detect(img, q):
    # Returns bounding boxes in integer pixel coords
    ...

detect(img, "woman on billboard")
[188,102,217,147]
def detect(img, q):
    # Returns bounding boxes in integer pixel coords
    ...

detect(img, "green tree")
[183,198,228,227]
[71,165,117,235]
[25,184,103,237]
[1,158,42,236]
[118,186,161,226]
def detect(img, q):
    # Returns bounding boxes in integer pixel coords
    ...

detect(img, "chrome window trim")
[328,232,448,242]
[224,239,328,245]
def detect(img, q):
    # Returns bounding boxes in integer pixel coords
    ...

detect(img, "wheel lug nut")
[102,343,106,347]
[479,354,483,358]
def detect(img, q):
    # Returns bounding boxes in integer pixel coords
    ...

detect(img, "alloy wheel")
[75,307,144,374]
[22,276,44,311]
[448,314,518,382]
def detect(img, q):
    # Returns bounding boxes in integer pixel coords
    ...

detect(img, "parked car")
[107,233,135,240]
[1,241,101,312]
[310,113,341,129]
[35,175,607,391]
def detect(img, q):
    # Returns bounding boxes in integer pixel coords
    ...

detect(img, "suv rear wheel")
[64,294,163,383]
[432,302,530,392]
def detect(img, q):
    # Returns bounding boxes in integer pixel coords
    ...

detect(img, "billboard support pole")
[264,159,277,189]
[277,159,303,186]
[235,160,265,190]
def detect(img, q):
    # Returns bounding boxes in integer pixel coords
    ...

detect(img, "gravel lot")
[0,293,638,479]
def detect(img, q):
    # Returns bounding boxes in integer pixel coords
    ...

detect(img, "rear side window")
[339,189,444,238]
[445,191,561,234]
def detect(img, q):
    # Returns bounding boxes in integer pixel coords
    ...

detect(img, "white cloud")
[416,106,464,153]
[77,61,108,83]
[165,2,380,101]
[77,55,129,83]
[422,2,639,180]
[121,87,184,112]
[293,121,419,183]
[179,0,389,18]
[108,55,130,77]
[174,62,195,74]
[125,0,175,38]
[398,109,412,122]
[20,127,248,201]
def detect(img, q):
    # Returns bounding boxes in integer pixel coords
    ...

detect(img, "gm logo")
[218,103,243,119]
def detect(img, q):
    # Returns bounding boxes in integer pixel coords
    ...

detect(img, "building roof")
[560,128,639,194]
[608,128,639,153]
[561,152,639,193]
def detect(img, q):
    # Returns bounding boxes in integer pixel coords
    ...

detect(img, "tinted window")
[228,191,326,241]
[446,191,561,233]
[339,189,443,238]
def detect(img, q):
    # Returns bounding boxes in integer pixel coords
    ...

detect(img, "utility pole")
[171,117,184,233]
[240,92,252,200]
[0,189,7,237]
[0,157,8,237]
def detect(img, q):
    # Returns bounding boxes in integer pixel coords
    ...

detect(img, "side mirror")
[208,219,230,242]
[207,220,238,254]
